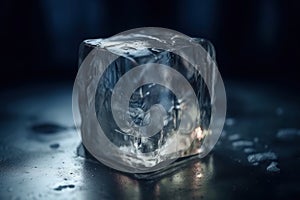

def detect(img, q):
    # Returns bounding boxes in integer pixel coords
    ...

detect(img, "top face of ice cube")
[83,27,206,59]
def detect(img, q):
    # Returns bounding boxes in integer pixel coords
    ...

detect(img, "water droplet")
[228,134,240,141]
[276,128,300,141]
[232,140,253,148]
[247,152,277,164]
[244,148,256,154]
[225,118,235,126]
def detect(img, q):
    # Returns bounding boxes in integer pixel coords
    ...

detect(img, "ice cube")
[73,28,226,173]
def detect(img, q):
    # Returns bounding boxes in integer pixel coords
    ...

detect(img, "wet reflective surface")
[1,80,300,199]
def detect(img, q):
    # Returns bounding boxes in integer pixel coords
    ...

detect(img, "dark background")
[1,0,300,87]
[1,1,300,199]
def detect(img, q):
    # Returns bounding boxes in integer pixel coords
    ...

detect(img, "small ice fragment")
[225,118,235,126]
[232,140,253,148]
[247,152,277,163]
[228,134,240,141]
[266,162,280,173]
[276,129,300,141]
[254,137,259,143]
[244,148,256,154]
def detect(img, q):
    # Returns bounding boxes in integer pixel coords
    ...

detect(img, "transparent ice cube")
[73,28,226,173]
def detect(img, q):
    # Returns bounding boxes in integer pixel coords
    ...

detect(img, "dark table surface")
[1,80,300,200]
